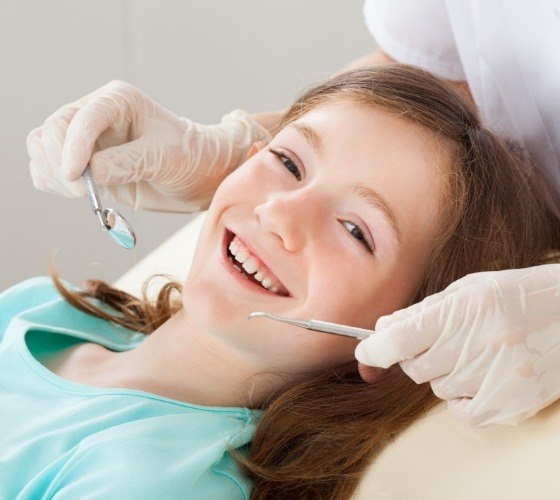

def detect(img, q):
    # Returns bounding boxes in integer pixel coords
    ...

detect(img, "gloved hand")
[27,80,271,212]
[355,264,560,426]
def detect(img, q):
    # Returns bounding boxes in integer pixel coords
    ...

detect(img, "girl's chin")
[182,280,249,328]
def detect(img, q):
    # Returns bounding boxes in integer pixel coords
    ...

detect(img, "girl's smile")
[221,228,292,297]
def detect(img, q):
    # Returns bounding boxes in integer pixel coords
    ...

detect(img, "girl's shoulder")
[1,276,59,299]
[0,277,62,334]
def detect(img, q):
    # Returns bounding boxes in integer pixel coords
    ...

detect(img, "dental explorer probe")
[248,312,374,340]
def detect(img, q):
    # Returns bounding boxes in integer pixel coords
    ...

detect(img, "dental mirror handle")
[82,165,109,229]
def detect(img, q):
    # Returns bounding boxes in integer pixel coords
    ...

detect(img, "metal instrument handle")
[308,320,374,340]
[82,165,109,229]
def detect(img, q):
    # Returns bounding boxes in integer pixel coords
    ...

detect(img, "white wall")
[0,0,374,290]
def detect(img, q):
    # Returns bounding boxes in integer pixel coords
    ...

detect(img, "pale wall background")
[0,0,374,291]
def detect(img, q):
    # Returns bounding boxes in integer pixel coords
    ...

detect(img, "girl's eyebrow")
[290,123,325,158]
[347,182,402,245]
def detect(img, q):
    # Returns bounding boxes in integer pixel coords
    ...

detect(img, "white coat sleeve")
[363,0,465,81]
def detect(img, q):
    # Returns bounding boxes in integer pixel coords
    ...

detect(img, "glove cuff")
[220,109,273,146]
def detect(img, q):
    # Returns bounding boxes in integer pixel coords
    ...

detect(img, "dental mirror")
[82,165,136,249]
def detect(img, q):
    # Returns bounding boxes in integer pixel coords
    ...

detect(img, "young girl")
[2,66,558,499]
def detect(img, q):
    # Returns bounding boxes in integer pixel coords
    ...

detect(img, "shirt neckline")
[15,322,260,419]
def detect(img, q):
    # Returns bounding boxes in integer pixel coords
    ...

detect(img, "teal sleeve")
[45,439,249,500]
[0,277,61,337]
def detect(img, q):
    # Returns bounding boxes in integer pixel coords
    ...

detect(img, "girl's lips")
[221,228,291,298]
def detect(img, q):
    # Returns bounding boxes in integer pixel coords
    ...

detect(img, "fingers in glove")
[356,300,449,369]
[400,345,459,384]
[29,159,48,191]
[89,138,156,186]
[446,398,480,427]
[429,373,479,400]
[446,396,507,427]
[26,126,43,154]
[62,90,131,182]
[43,106,78,176]
[32,129,85,197]
[374,276,472,330]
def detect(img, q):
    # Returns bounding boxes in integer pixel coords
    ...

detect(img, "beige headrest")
[354,399,560,499]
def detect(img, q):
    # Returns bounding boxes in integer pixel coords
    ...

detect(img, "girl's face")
[183,101,447,377]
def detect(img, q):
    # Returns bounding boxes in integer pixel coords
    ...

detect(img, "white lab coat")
[363,0,560,212]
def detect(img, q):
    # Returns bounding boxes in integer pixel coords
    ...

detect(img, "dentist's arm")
[355,264,560,426]
[27,80,272,212]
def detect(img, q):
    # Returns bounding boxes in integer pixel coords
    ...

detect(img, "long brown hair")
[51,65,559,499]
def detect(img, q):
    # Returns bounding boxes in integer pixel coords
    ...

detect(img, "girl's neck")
[97,308,281,408]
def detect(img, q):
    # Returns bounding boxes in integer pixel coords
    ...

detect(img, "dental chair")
[115,212,560,499]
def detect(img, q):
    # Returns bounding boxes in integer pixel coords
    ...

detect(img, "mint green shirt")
[0,277,260,499]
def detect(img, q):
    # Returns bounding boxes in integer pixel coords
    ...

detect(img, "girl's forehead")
[289,101,417,140]
[285,102,446,169]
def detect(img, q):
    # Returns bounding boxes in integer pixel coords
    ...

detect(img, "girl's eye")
[341,220,375,254]
[269,148,302,181]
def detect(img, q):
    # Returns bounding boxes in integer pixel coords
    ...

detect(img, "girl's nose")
[253,190,324,252]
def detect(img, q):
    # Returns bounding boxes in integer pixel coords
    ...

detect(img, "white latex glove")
[27,80,271,212]
[355,264,560,426]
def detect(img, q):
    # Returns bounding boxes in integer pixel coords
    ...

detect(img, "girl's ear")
[246,141,265,159]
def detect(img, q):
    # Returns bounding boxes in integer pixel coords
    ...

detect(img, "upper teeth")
[228,237,284,294]
[235,249,250,263]
[242,258,258,274]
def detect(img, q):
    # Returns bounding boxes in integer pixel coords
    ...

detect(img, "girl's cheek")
[224,157,286,197]
[211,162,256,203]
